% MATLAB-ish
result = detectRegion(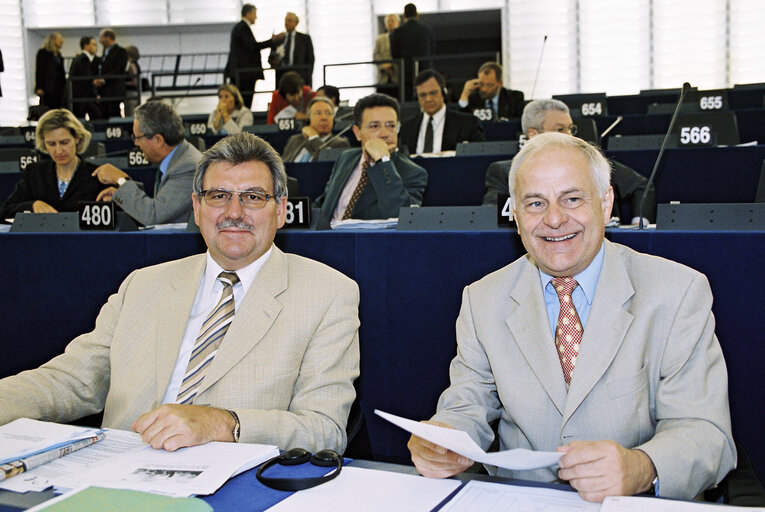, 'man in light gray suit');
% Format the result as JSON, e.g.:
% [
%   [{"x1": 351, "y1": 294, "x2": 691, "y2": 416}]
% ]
[
  {"x1": 408, "y1": 132, "x2": 735, "y2": 501},
  {"x1": 93, "y1": 101, "x2": 202, "y2": 225},
  {"x1": 0, "y1": 133, "x2": 360, "y2": 453},
  {"x1": 281, "y1": 96, "x2": 350, "y2": 163}
]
